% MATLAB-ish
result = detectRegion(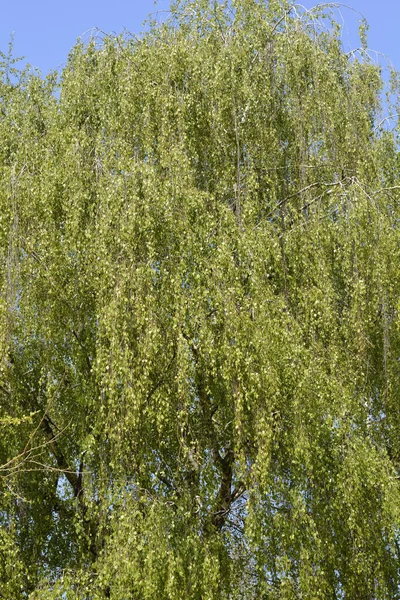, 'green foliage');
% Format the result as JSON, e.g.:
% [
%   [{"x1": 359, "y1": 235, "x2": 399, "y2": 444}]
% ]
[{"x1": 1, "y1": 1, "x2": 400, "y2": 597}]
